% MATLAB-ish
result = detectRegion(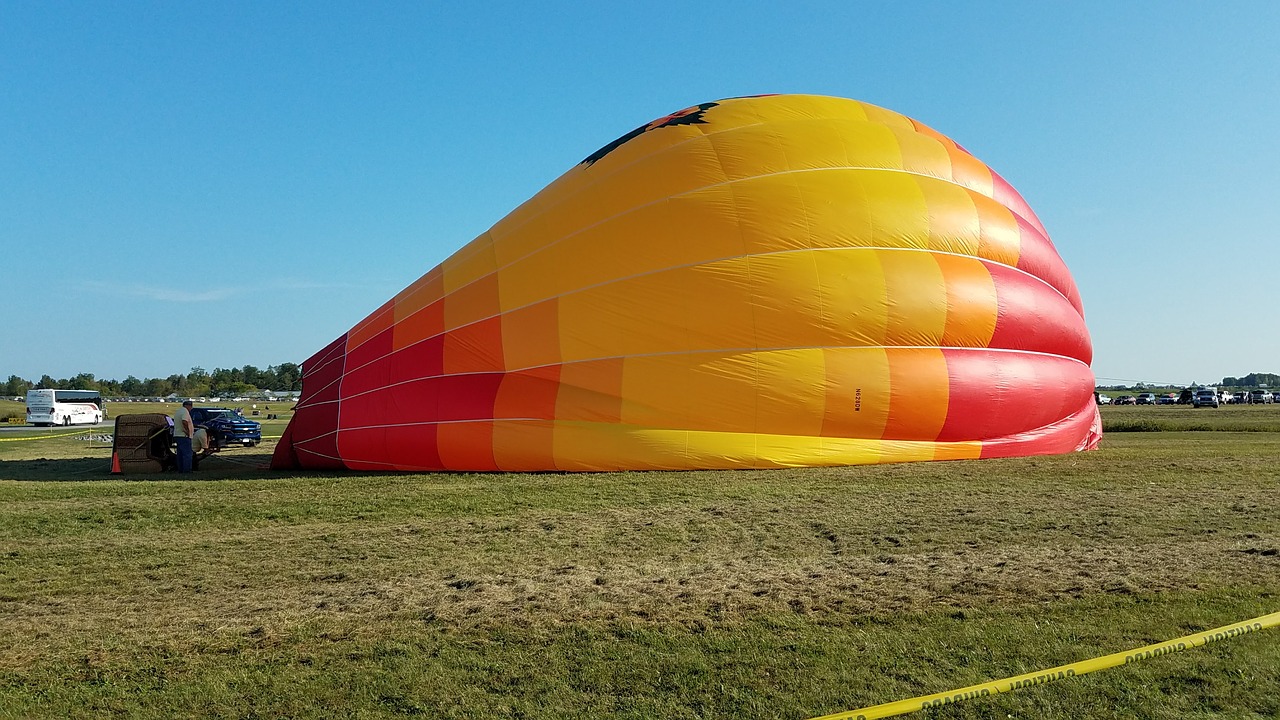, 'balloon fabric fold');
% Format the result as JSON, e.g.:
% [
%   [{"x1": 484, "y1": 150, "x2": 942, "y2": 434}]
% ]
[{"x1": 272, "y1": 94, "x2": 1100, "y2": 472}]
